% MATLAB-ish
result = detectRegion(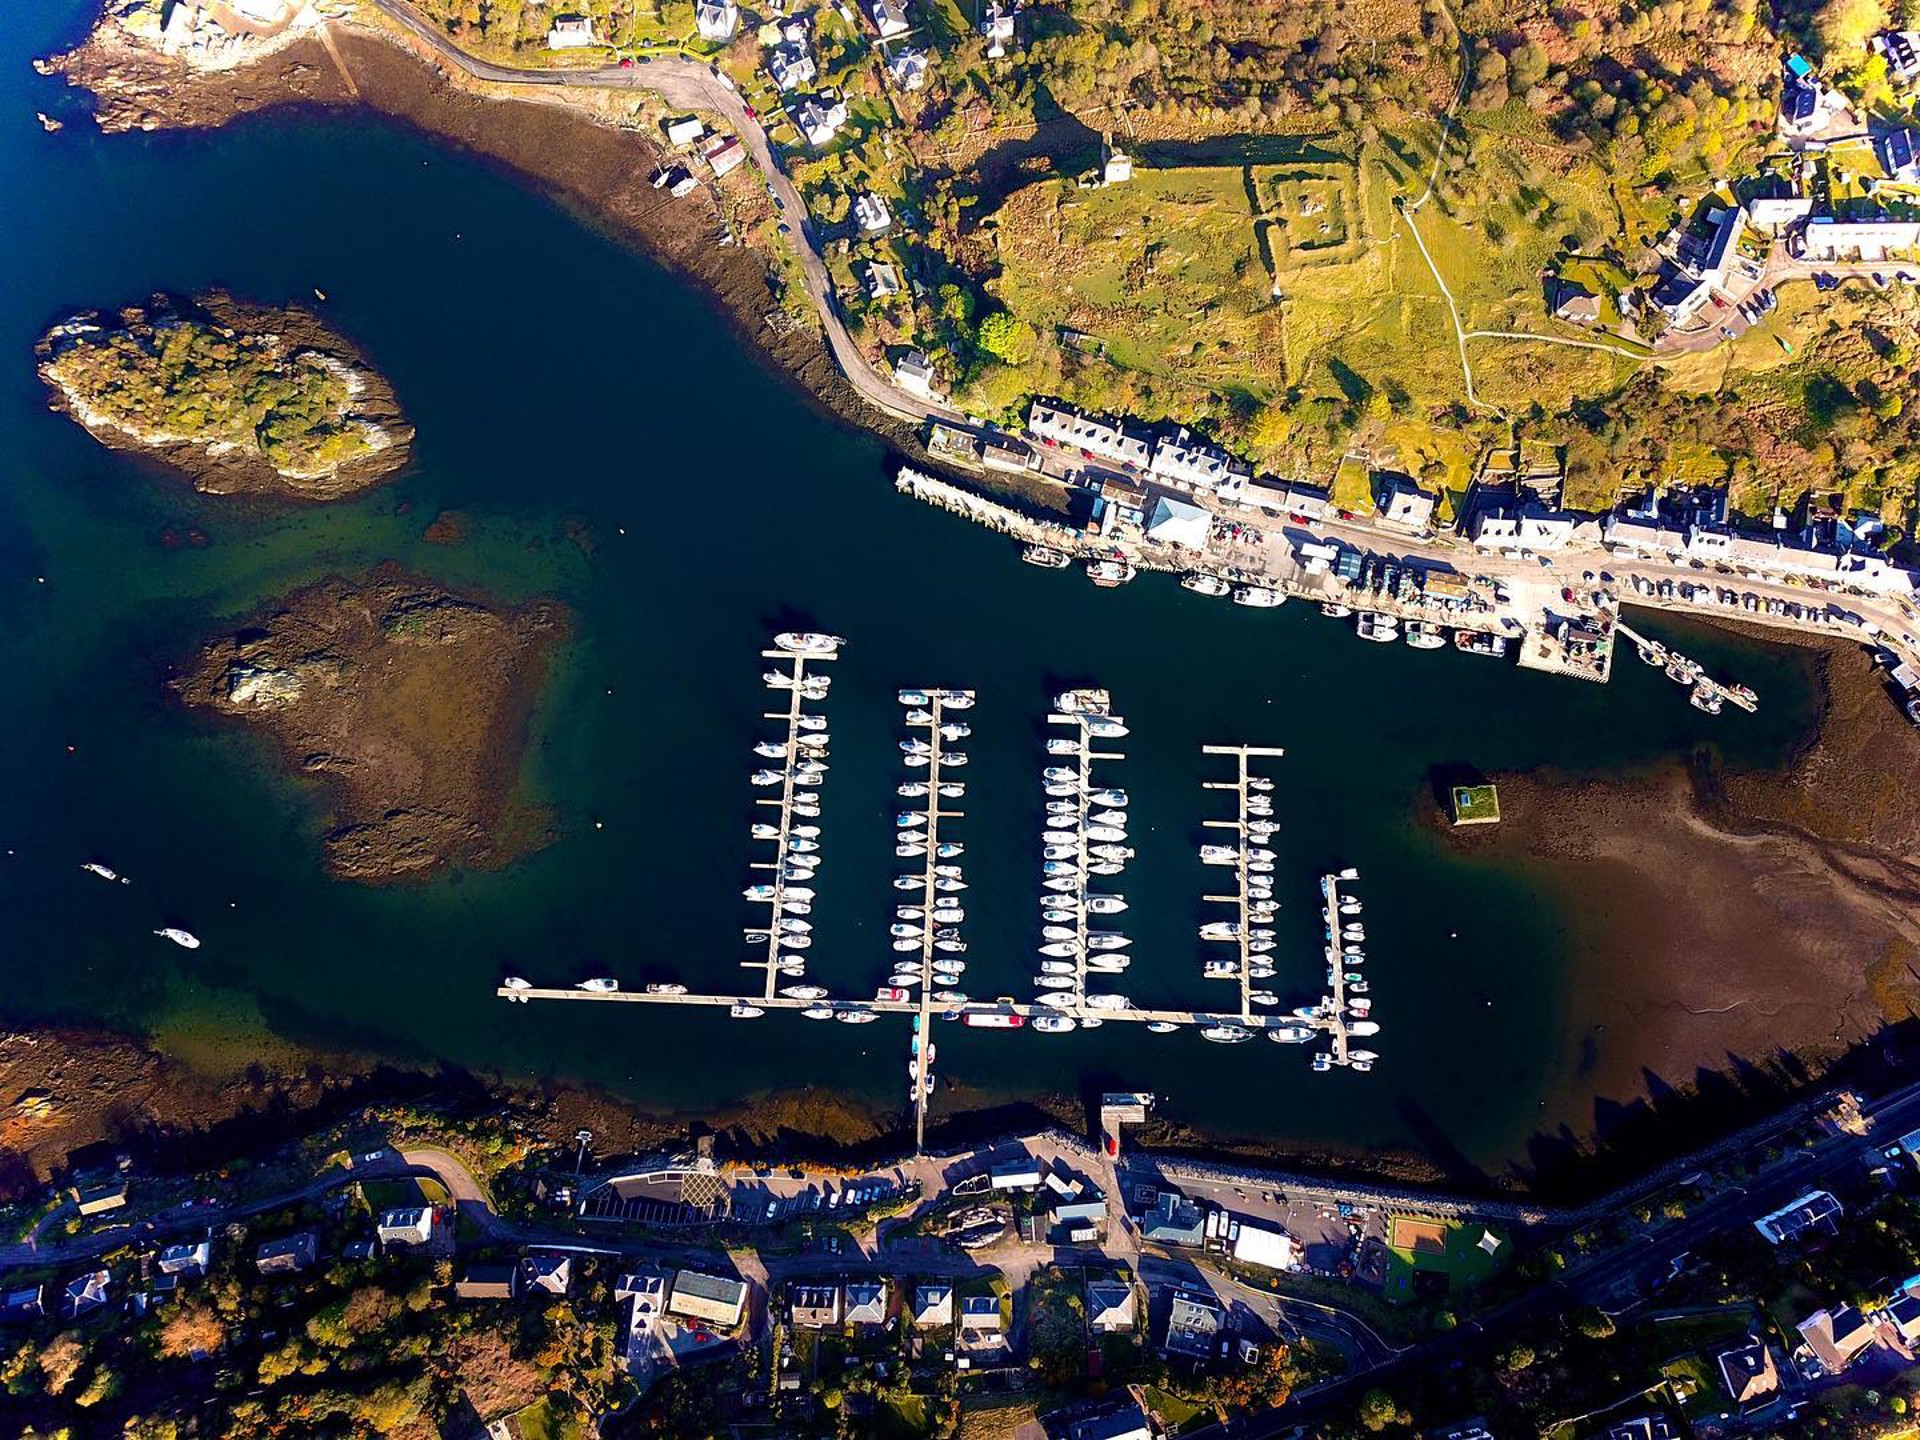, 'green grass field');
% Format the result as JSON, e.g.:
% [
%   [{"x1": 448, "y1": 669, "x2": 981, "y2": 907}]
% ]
[
  {"x1": 1450, "y1": 784, "x2": 1501, "y2": 825},
  {"x1": 1381, "y1": 1217, "x2": 1507, "y2": 1302}
]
